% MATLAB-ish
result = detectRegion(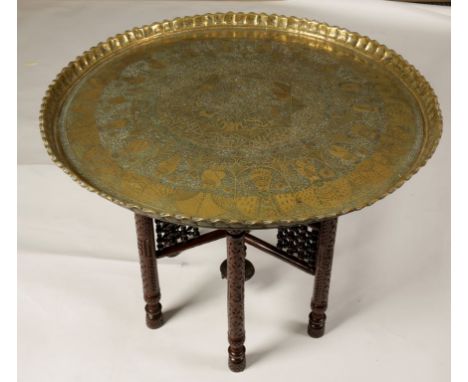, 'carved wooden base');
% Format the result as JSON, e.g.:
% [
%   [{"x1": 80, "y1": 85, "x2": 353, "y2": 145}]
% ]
[
  {"x1": 226, "y1": 230, "x2": 247, "y2": 372},
  {"x1": 135, "y1": 214, "x2": 164, "y2": 329},
  {"x1": 134, "y1": 214, "x2": 339, "y2": 371}
]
